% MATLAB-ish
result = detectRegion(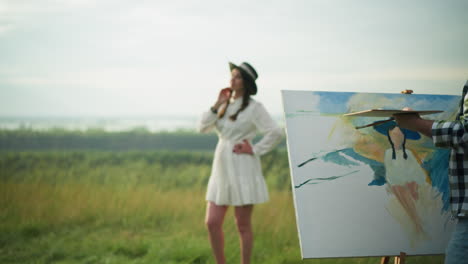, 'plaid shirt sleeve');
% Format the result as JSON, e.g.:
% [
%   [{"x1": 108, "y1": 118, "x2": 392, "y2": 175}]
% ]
[{"x1": 432, "y1": 120, "x2": 468, "y2": 153}]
